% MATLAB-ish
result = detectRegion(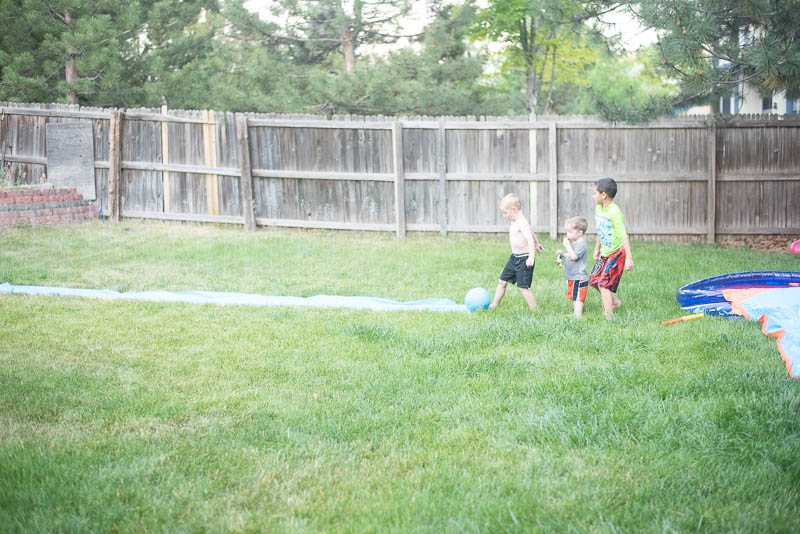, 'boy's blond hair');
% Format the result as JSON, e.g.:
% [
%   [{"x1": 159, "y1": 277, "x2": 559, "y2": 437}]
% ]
[
  {"x1": 566, "y1": 216, "x2": 588, "y2": 233},
  {"x1": 500, "y1": 193, "x2": 521, "y2": 211}
]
